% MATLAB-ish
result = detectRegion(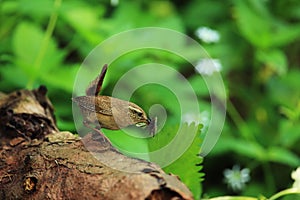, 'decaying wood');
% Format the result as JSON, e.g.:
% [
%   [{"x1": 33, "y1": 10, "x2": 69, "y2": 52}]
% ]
[{"x1": 0, "y1": 87, "x2": 193, "y2": 200}]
